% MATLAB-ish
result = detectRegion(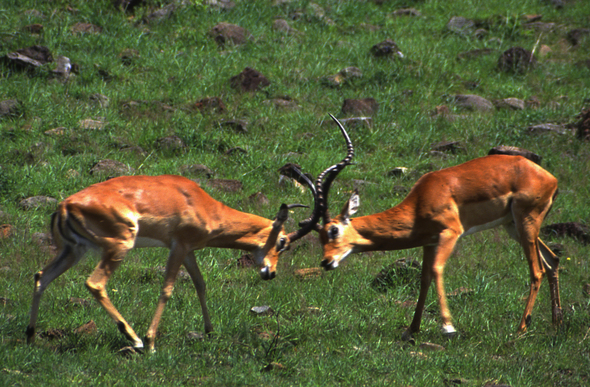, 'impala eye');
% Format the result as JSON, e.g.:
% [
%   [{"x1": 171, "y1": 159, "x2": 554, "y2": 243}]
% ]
[
  {"x1": 277, "y1": 237, "x2": 287, "y2": 251},
  {"x1": 328, "y1": 226, "x2": 339, "y2": 240}
]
